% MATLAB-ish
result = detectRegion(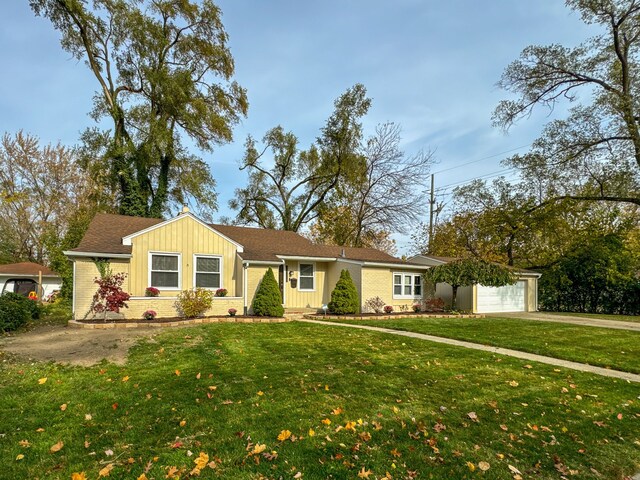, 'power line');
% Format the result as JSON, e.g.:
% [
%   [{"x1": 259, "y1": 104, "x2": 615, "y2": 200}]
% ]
[
  {"x1": 432, "y1": 144, "x2": 531, "y2": 175},
  {"x1": 435, "y1": 167, "x2": 519, "y2": 192}
]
